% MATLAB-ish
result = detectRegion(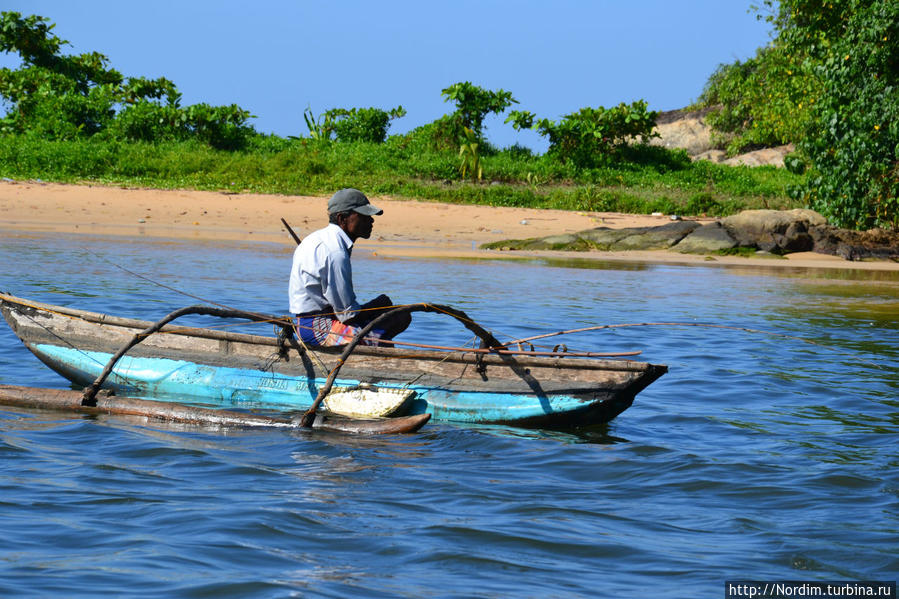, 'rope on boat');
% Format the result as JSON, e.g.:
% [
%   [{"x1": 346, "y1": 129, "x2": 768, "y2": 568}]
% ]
[{"x1": 81, "y1": 305, "x2": 292, "y2": 406}]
